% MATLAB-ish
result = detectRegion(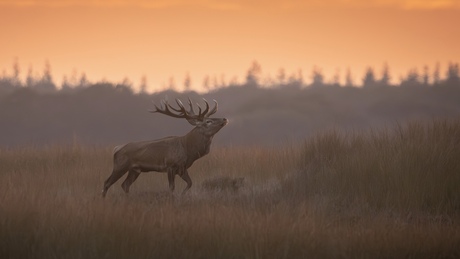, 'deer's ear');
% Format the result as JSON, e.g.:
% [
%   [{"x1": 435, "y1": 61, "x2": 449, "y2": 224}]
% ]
[{"x1": 186, "y1": 118, "x2": 202, "y2": 126}]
